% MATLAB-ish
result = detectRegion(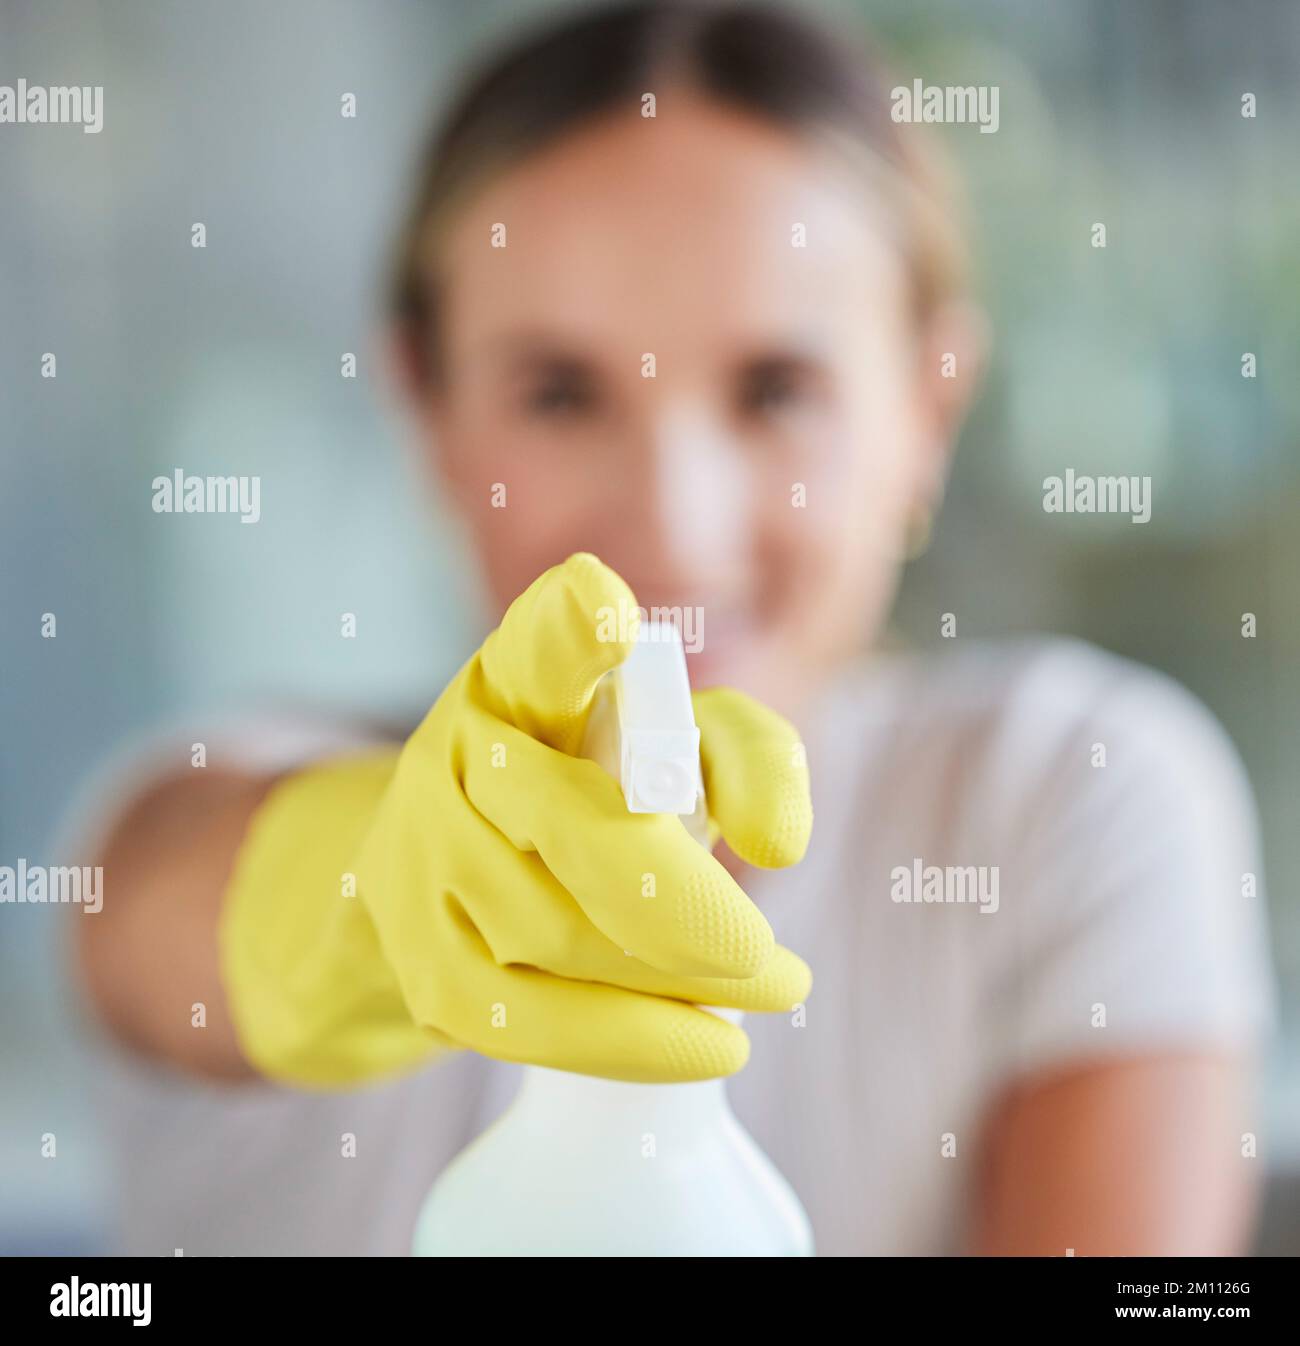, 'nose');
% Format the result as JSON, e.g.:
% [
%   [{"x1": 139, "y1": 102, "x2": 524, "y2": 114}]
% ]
[{"x1": 624, "y1": 401, "x2": 753, "y2": 597}]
